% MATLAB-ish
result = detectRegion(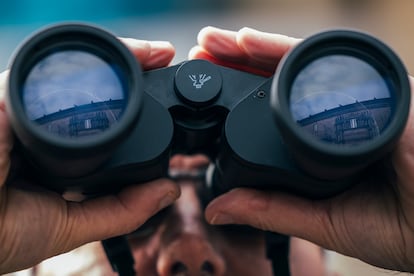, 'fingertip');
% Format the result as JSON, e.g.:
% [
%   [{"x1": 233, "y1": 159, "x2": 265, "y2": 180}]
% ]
[
  {"x1": 236, "y1": 27, "x2": 269, "y2": 51},
  {"x1": 155, "y1": 179, "x2": 181, "y2": 210},
  {"x1": 238, "y1": 27, "x2": 301, "y2": 47},
  {"x1": 204, "y1": 188, "x2": 242, "y2": 224},
  {"x1": 142, "y1": 40, "x2": 176, "y2": 70},
  {"x1": 237, "y1": 26, "x2": 263, "y2": 38},
  {"x1": 197, "y1": 26, "x2": 213, "y2": 45},
  {"x1": 197, "y1": 26, "x2": 230, "y2": 46},
  {"x1": 188, "y1": 46, "x2": 220, "y2": 64},
  {"x1": 148, "y1": 40, "x2": 175, "y2": 54},
  {"x1": 118, "y1": 178, "x2": 180, "y2": 213},
  {"x1": 119, "y1": 37, "x2": 151, "y2": 63},
  {"x1": 236, "y1": 27, "x2": 265, "y2": 60},
  {"x1": 188, "y1": 45, "x2": 204, "y2": 60},
  {"x1": 236, "y1": 27, "x2": 301, "y2": 62},
  {"x1": 196, "y1": 26, "x2": 241, "y2": 59},
  {"x1": 119, "y1": 38, "x2": 175, "y2": 70}
]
